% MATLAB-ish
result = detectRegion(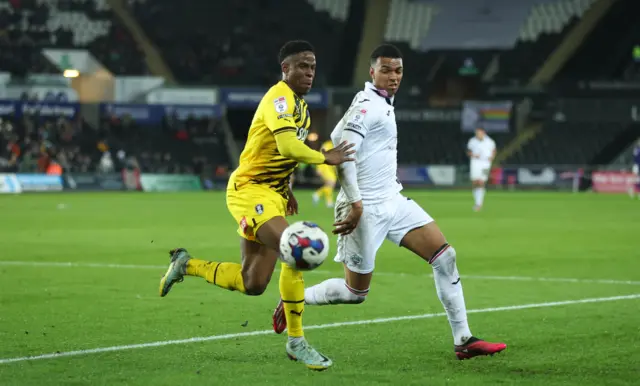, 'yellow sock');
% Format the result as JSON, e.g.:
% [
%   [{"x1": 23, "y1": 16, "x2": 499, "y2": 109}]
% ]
[
  {"x1": 314, "y1": 187, "x2": 325, "y2": 199},
  {"x1": 323, "y1": 186, "x2": 334, "y2": 205},
  {"x1": 186, "y1": 259, "x2": 246, "y2": 293},
  {"x1": 279, "y1": 262, "x2": 305, "y2": 337}
]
